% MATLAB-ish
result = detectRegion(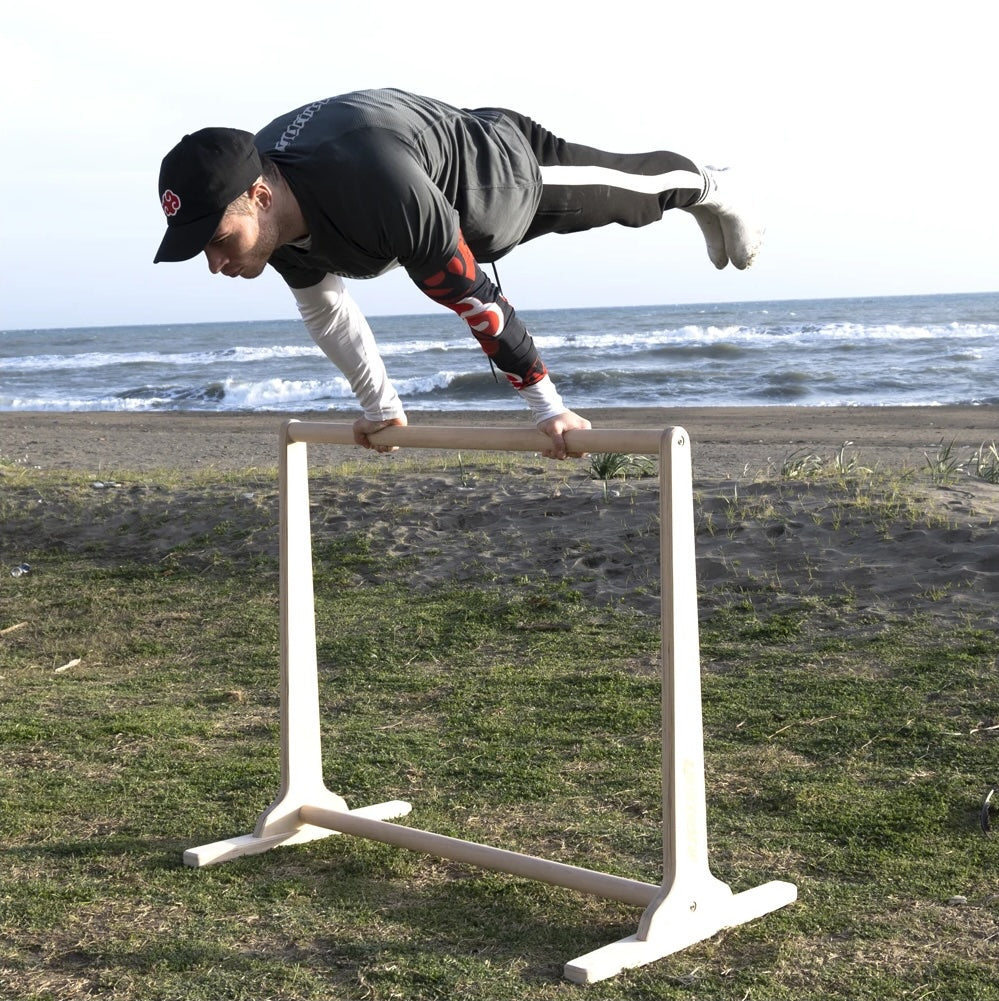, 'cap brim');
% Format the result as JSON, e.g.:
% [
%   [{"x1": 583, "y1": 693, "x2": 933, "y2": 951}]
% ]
[{"x1": 153, "y1": 208, "x2": 225, "y2": 264}]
